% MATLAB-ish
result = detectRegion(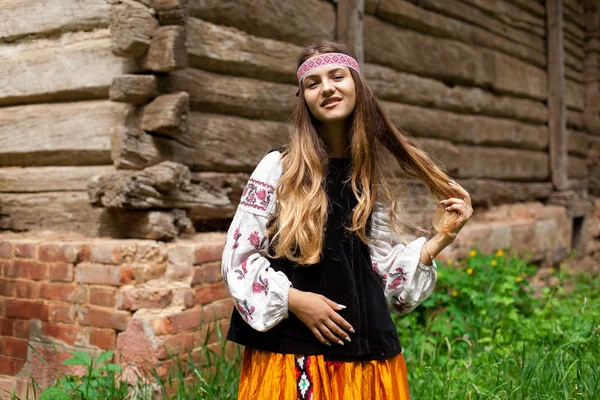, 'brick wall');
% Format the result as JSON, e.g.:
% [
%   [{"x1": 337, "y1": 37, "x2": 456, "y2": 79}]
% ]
[{"x1": 0, "y1": 233, "x2": 233, "y2": 398}]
